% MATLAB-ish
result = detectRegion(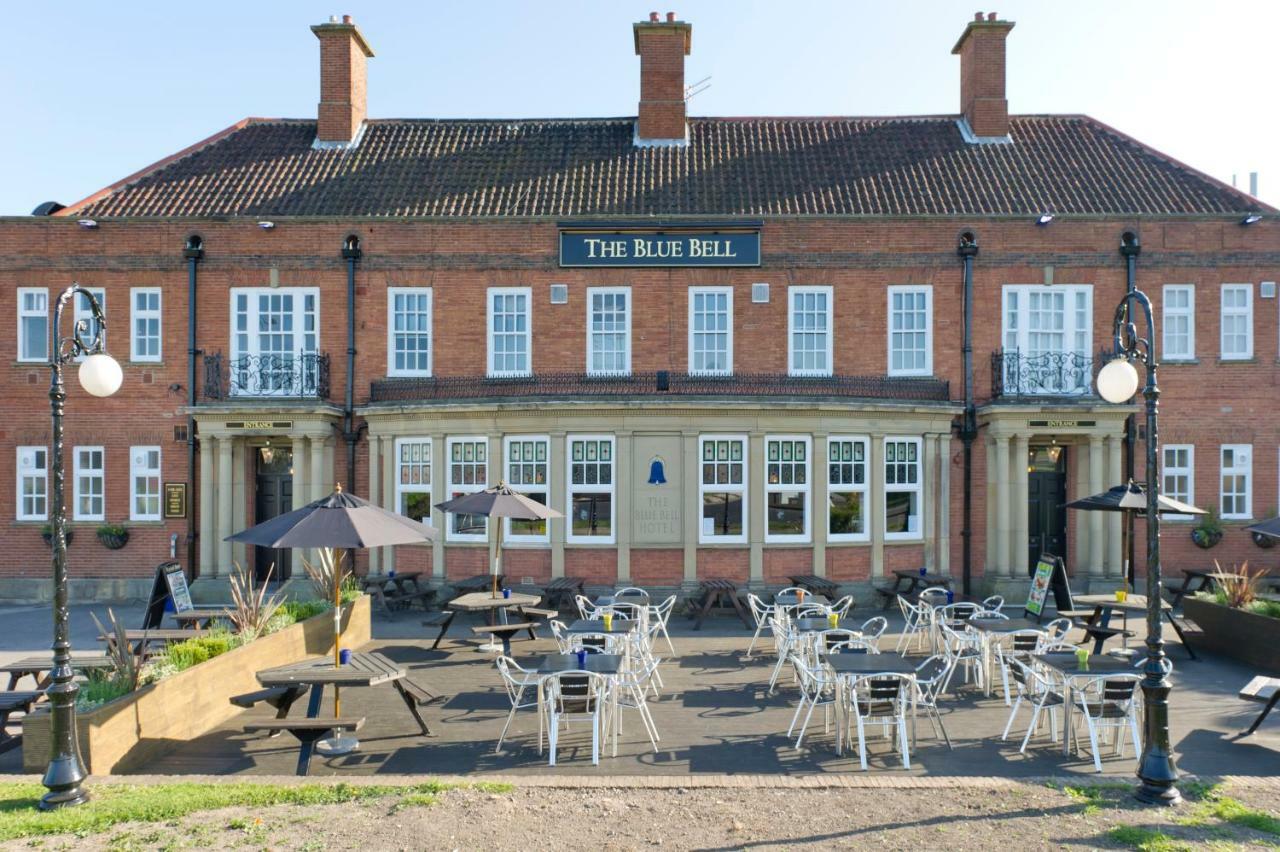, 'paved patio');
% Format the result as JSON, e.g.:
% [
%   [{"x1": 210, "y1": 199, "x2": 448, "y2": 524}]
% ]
[{"x1": 5, "y1": 601, "x2": 1271, "y2": 779}]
